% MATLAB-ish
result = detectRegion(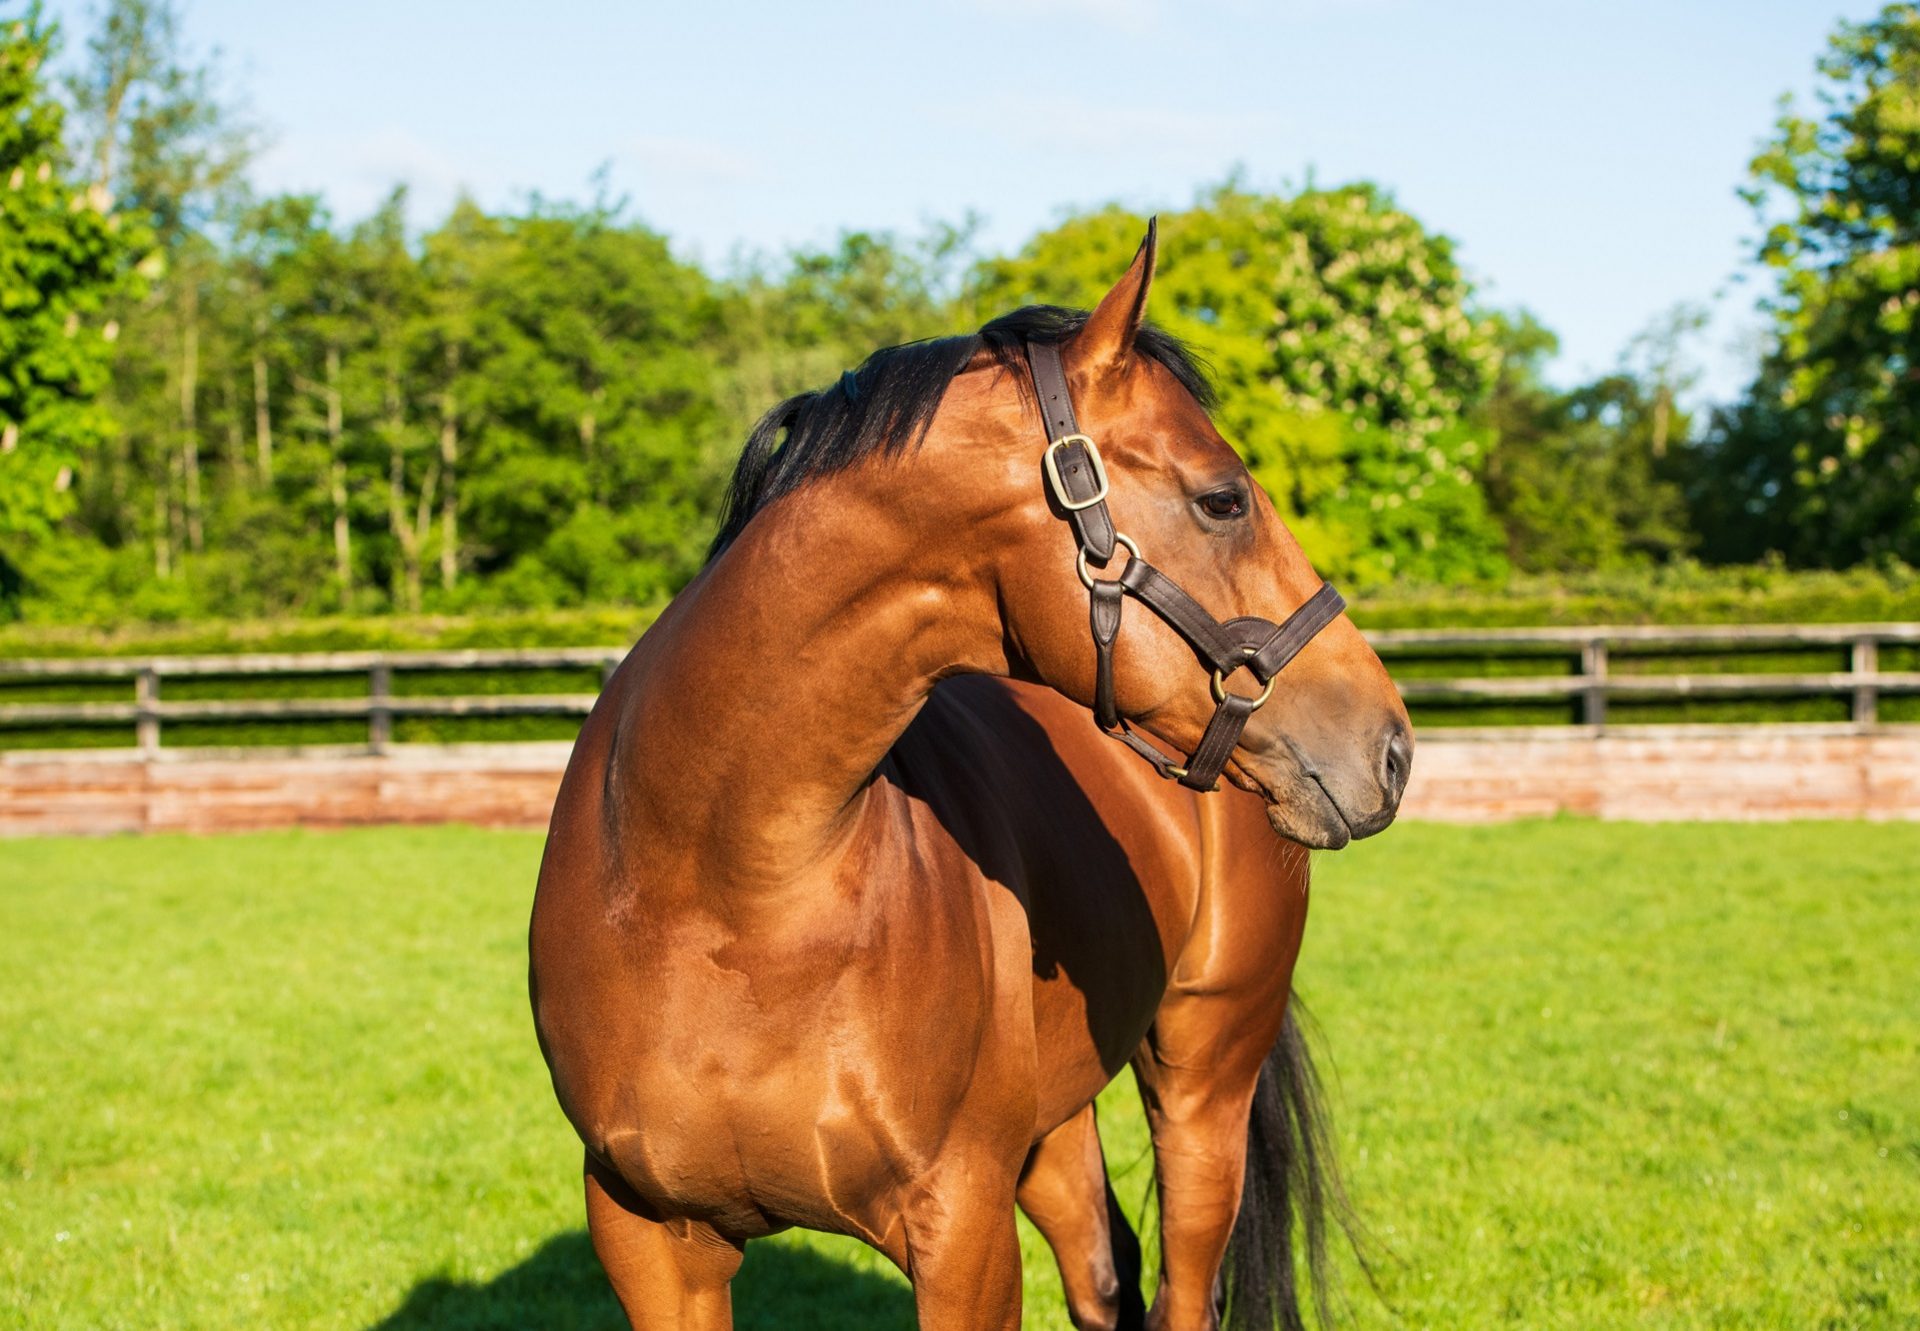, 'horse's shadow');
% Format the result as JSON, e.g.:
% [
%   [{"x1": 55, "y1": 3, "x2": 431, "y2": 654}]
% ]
[{"x1": 366, "y1": 1230, "x2": 915, "y2": 1330}]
